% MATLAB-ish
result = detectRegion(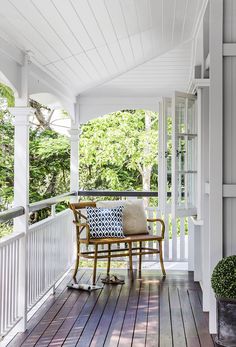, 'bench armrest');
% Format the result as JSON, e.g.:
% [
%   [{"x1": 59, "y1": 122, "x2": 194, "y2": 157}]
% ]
[{"x1": 147, "y1": 218, "x2": 165, "y2": 239}]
